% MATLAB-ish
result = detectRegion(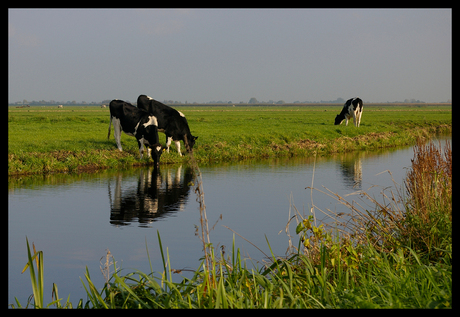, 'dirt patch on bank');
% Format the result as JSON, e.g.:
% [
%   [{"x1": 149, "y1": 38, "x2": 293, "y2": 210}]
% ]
[{"x1": 270, "y1": 139, "x2": 326, "y2": 152}]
